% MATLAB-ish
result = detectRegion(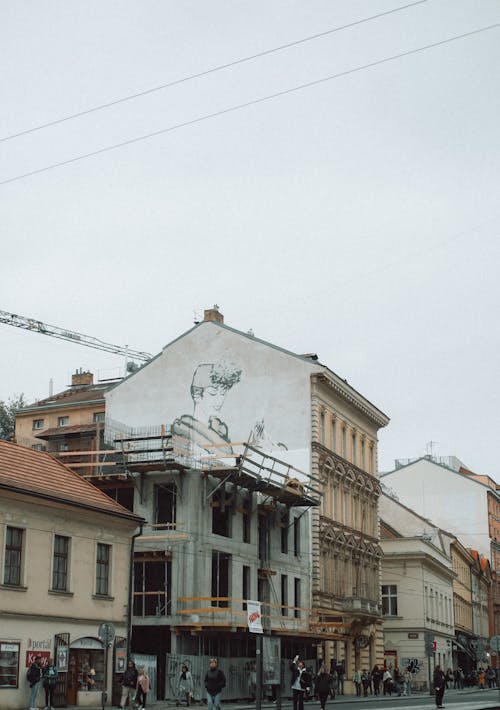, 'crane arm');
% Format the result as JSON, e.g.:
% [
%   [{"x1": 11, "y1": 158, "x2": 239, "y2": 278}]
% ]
[{"x1": 0, "y1": 309, "x2": 151, "y2": 362}]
